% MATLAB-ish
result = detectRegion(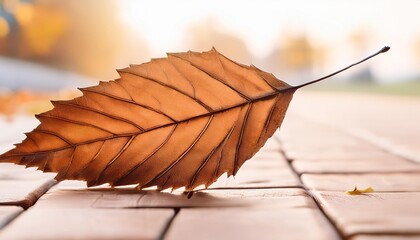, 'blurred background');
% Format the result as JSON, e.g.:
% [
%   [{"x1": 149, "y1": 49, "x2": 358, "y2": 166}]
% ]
[{"x1": 0, "y1": 0, "x2": 419, "y2": 116}]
